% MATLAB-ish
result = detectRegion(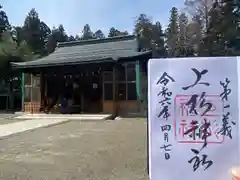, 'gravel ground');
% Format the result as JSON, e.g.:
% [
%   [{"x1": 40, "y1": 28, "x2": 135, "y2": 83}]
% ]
[{"x1": 0, "y1": 118, "x2": 148, "y2": 180}]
